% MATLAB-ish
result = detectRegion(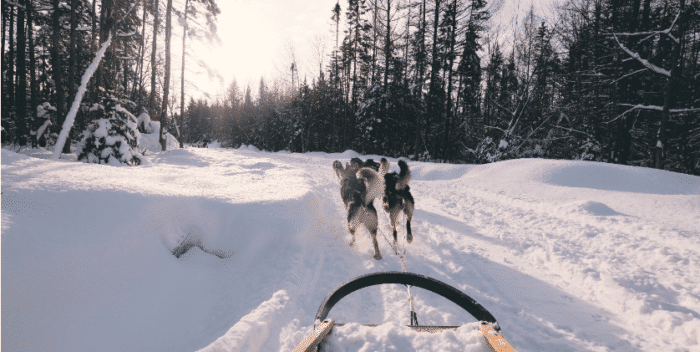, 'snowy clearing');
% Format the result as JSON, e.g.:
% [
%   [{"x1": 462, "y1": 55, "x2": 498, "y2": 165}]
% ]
[{"x1": 2, "y1": 146, "x2": 699, "y2": 351}]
